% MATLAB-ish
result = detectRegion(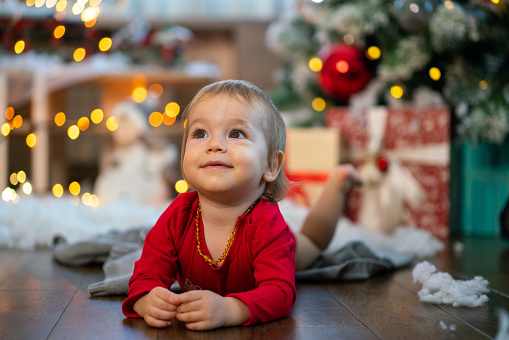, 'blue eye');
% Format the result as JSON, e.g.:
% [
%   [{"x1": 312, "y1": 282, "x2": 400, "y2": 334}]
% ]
[{"x1": 229, "y1": 130, "x2": 245, "y2": 139}]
